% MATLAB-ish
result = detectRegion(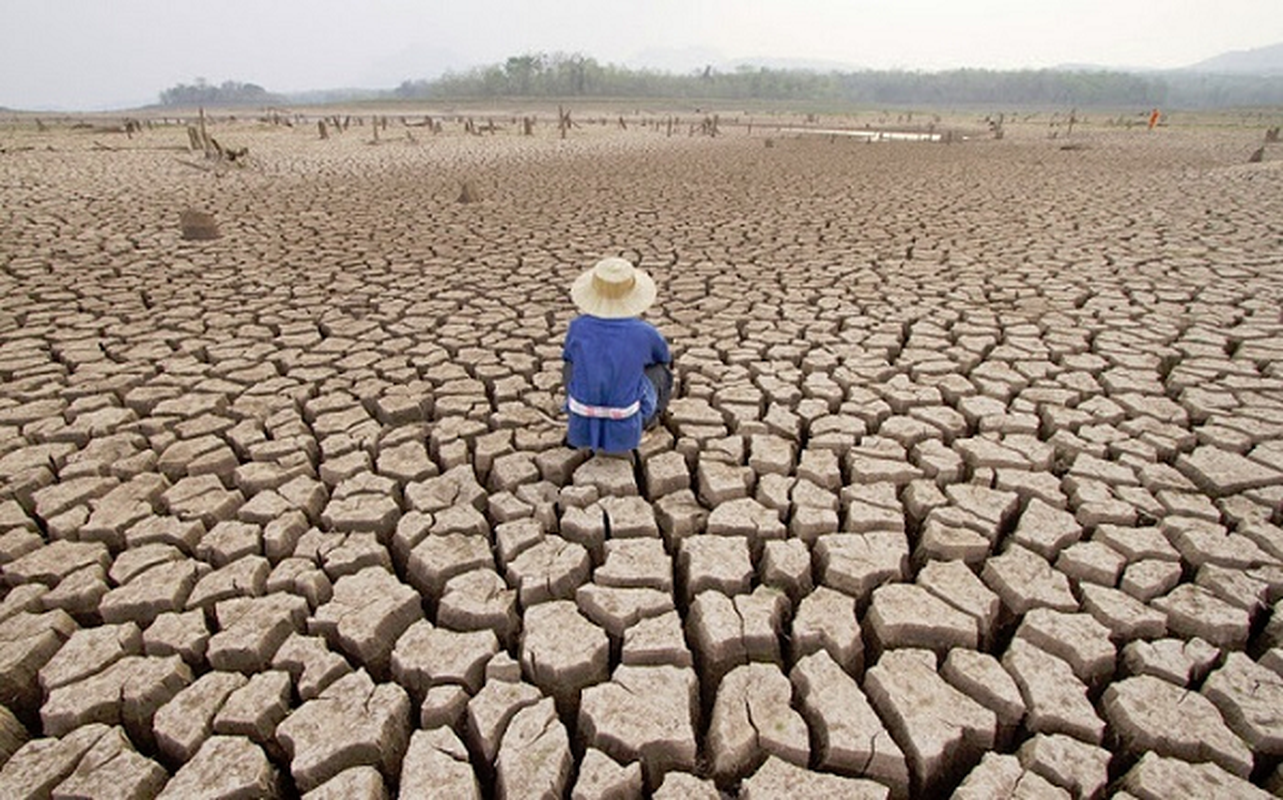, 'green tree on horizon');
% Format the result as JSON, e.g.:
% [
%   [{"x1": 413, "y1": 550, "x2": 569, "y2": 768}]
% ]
[{"x1": 158, "y1": 78, "x2": 281, "y2": 107}]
